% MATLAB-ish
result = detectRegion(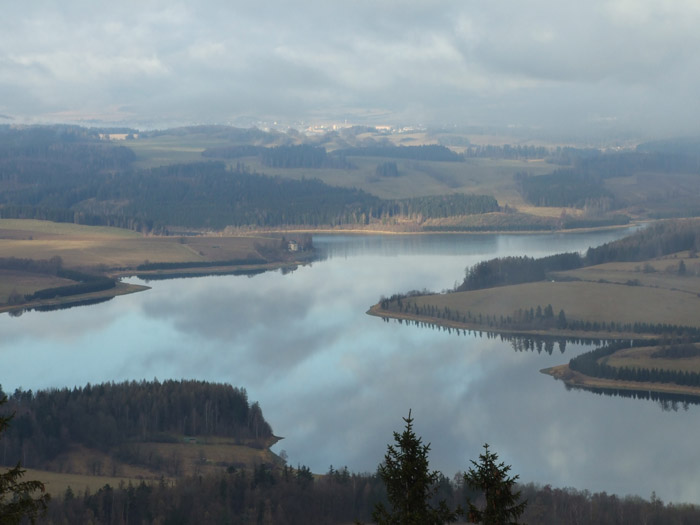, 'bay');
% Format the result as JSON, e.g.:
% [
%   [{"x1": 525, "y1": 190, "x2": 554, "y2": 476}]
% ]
[{"x1": 2, "y1": 227, "x2": 698, "y2": 503}]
